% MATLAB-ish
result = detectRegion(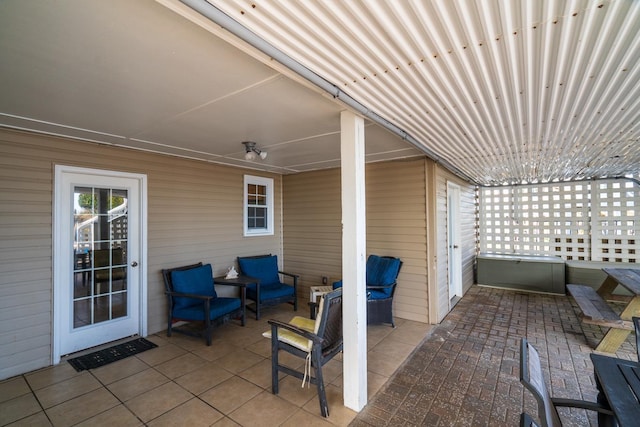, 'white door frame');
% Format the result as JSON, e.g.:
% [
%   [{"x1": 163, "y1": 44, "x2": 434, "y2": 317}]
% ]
[
  {"x1": 447, "y1": 181, "x2": 462, "y2": 307},
  {"x1": 52, "y1": 165, "x2": 147, "y2": 364}
]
